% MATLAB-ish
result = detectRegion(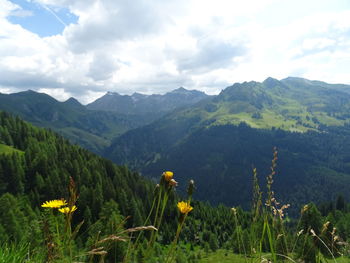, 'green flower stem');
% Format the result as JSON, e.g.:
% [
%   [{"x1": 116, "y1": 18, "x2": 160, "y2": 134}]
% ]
[
  {"x1": 148, "y1": 187, "x2": 163, "y2": 248},
  {"x1": 143, "y1": 191, "x2": 157, "y2": 226},
  {"x1": 66, "y1": 213, "x2": 73, "y2": 260},
  {"x1": 124, "y1": 189, "x2": 158, "y2": 262},
  {"x1": 52, "y1": 210, "x2": 60, "y2": 240},
  {"x1": 165, "y1": 214, "x2": 186, "y2": 263},
  {"x1": 150, "y1": 189, "x2": 169, "y2": 249},
  {"x1": 156, "y1": 190, "x2": 169, "y2": 230},
  {"x1": 291, "y1": 216, "x2": 303, "y2": 254},
  {"x1": 166, "y1": 196, "x2": 193, "y2": 263},
  {"x1": 145, "y1": 186, "x2": 167, "y2": 260}
]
